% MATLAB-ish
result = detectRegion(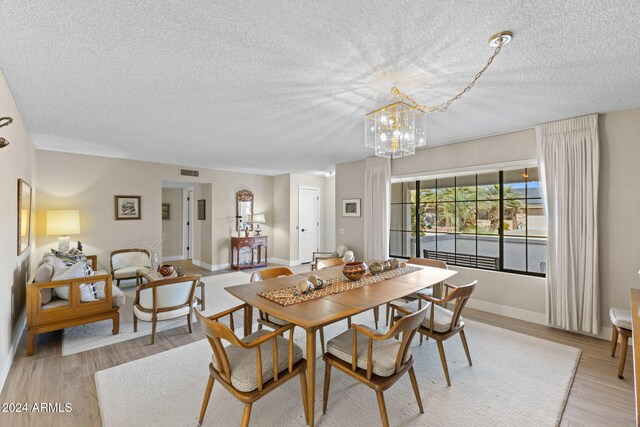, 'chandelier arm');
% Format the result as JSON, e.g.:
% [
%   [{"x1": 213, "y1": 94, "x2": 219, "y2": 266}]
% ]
[{"x1": 392, "y1": 40, "x2": 505, "y2": 113}]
